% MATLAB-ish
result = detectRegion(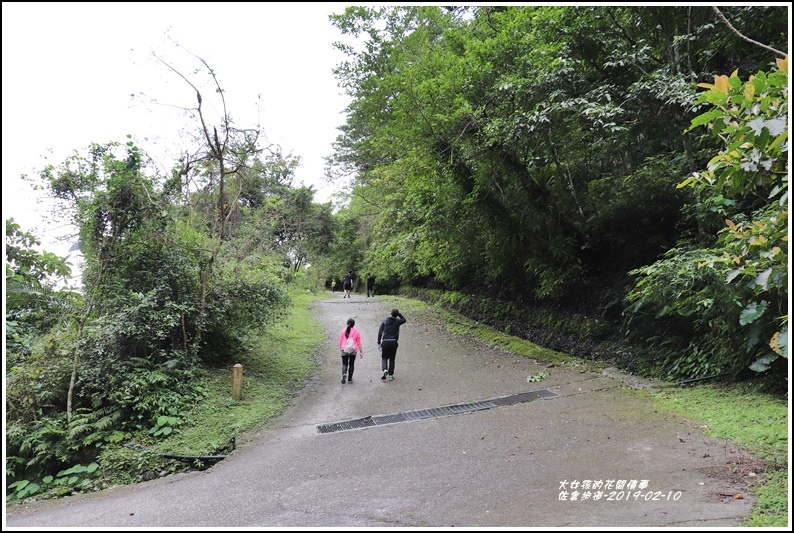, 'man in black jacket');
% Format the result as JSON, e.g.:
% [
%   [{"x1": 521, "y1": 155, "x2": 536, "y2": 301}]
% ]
[
  {"x1": 342, "y1": 270, "x2": 354, "y2": 298},
  {"x1": 377, "y1": 309, "x2": 406, "y2": 381},
  {"x1": 366, "y1": 273, "x2": 375, "y2": 297}
]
